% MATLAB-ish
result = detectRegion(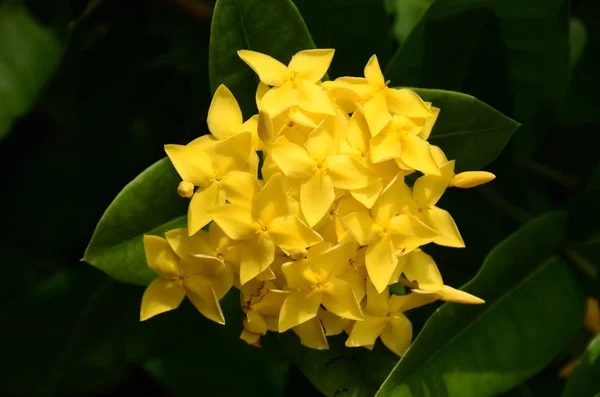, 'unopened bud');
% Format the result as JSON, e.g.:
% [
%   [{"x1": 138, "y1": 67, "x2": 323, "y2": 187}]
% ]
[
  {"x1": 439, "y1": 285, "x2": 484, "y2": 304},
  {"x1": 451, "y1": 171, "x2": 495, "y2": 188},
  {"x1": 177, "y1": 181, "x2": 195, "y2": 198}
]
